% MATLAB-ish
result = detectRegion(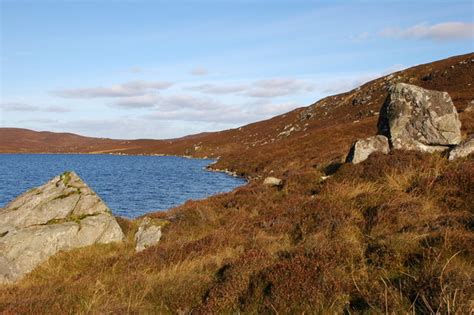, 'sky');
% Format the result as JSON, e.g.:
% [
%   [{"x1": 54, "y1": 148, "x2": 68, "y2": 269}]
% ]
[{"x1": 1, "y1": 0, "x2": 473, "y2": 140}]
